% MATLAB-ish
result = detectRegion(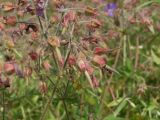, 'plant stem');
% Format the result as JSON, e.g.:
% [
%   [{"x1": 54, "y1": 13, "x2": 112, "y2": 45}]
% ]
[
  {"x1": 99, "y1": 38, "x2": 123, "y2": 117},
  {"x1": 31, "y1": 0, "x2": 47, "y2": 39},
  {"x1": 123, "y1": 35, "x2": 127, "y2": 66},
  {"x1": 62, "y1": 80, "x2": 70, "y2": 120},
  {"x1": 134, "y1": 36, "x2": 139, "y2": 70},
  {"x1": 62, "y1": 100, "x2": 70, "y2": 120},
  {"x1": 39, "y1": 79, "x2": 59, "y2": 120},
  {"x1": 2, "y1": 89, "x2": 5, "y2": 120}
]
